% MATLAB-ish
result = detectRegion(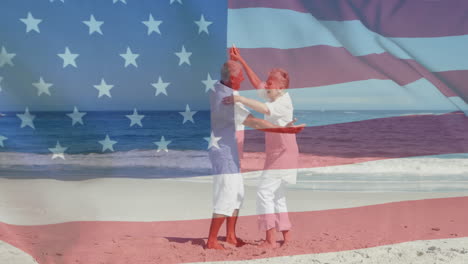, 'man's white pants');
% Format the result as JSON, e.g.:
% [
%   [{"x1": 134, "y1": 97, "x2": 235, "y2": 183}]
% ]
[
  {"x1": 256, "y1": 177, "x2": 291, "y2": 231},
  {"x1": 213, "y1": 173, "x2": 244, "y2": 216}
]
